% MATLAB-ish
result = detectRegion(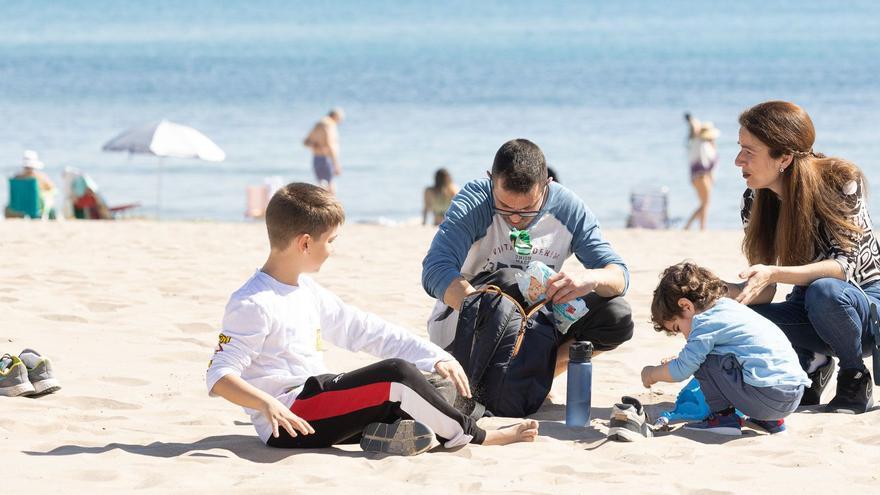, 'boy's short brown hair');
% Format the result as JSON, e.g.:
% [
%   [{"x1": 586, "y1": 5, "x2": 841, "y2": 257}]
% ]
[
  {"x1": 265, "y1": 183, "x2": 345, "y2": 250},
  {"x1": 650, "y1": 261, "x2": 727, "y2": 334}
]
